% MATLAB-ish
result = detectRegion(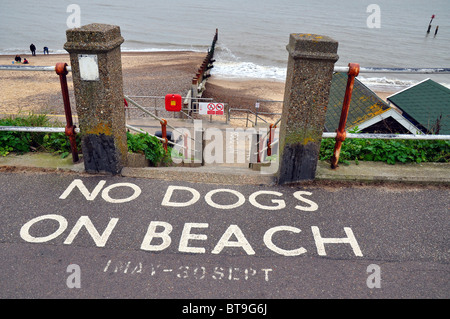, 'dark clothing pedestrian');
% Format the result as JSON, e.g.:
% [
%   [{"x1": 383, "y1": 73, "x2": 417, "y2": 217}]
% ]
[
  {"x1": 30, "y1": 44, "x2": 36, "y2": 56},
  {"x1": 15, "y1": 55, "x2": 22, "y2": 63},
  {"x1": 43, "y1": 47, "x2": 49, "y2": 54}
]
